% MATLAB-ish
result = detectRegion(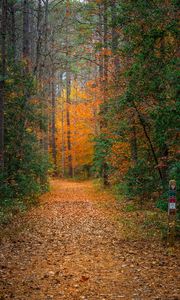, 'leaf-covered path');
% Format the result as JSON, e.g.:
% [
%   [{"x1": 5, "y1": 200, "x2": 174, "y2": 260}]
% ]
[{"x1": 0, "y1": 180, "x2": 180, "y2": 300}]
